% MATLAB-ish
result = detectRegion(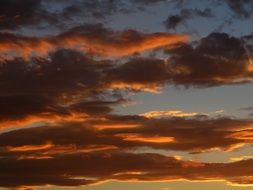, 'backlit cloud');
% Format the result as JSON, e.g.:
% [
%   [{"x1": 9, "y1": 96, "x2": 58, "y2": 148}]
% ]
[
  {"x1": 0, "y1": 24, "x2": 188, "y2": 59},
  {"x1": 1, "y1": 151, "x2": 253, "y2": 188},
  {"x1": 1, "y1": 116, "x2": 253, "y2": 154},
  {"x1": 1, "y1": 1, "x2": 253, "y2": 189}
]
